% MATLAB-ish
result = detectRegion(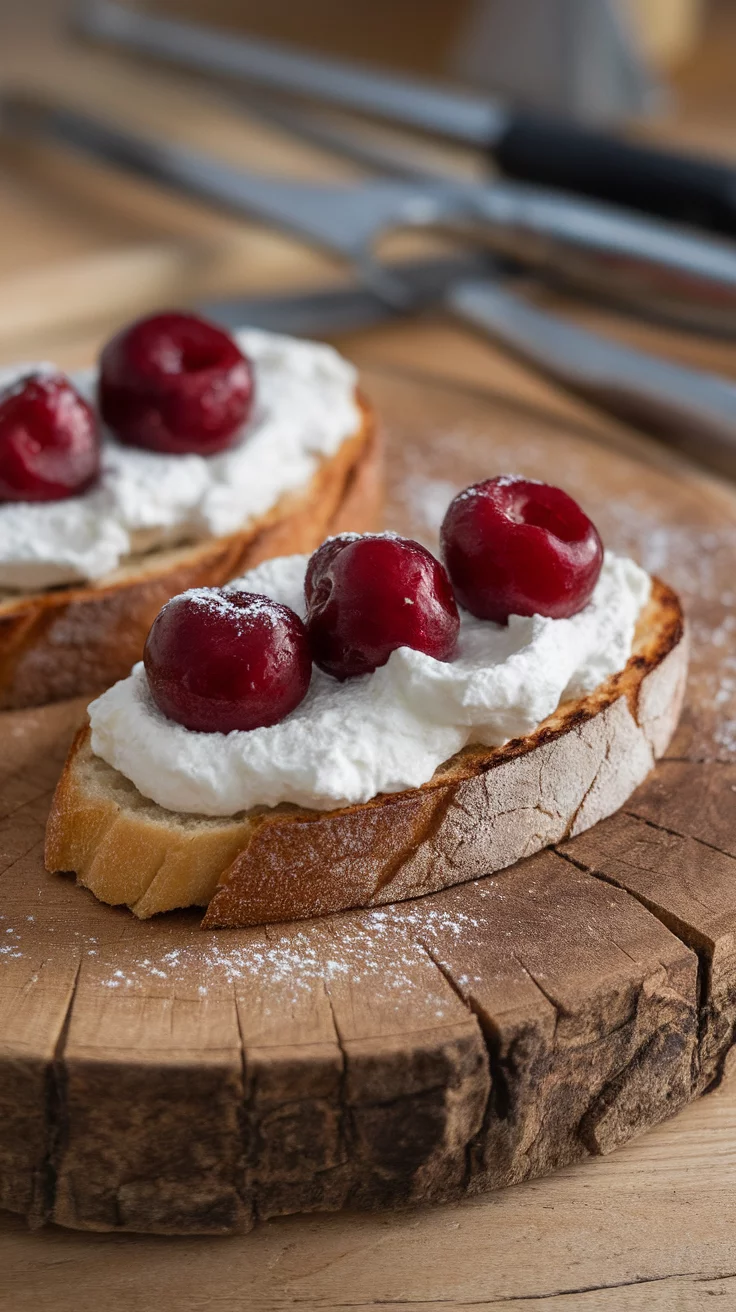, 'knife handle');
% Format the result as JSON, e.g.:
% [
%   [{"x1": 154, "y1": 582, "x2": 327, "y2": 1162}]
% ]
[{"x1": 493, "y1": 113, "x2": 736, "y2": 238}]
